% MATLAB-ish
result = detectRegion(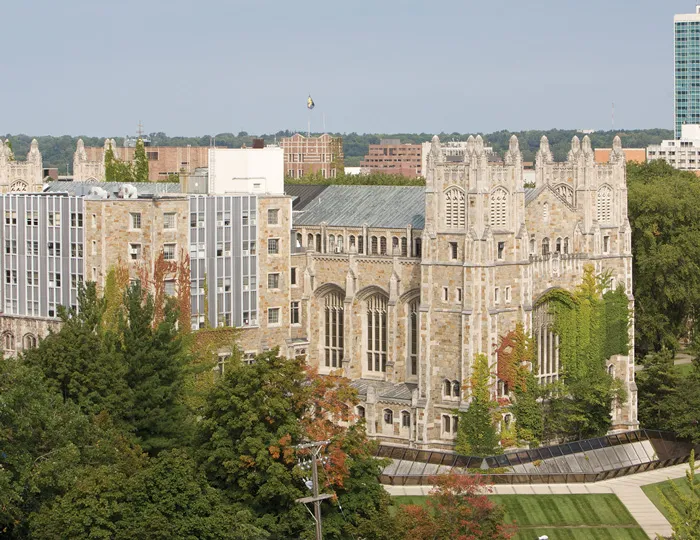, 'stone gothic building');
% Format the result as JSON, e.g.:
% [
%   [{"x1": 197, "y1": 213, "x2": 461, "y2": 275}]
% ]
[
  {"x1": 287, "y1": 134, "x2": 636, "y2": 449},
  {"x1": 0, "y1": 139, "x2": 44, "y2": 193},
  {"x1": 0, "y1": 134, "x2": 636, "y2": 451}
]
